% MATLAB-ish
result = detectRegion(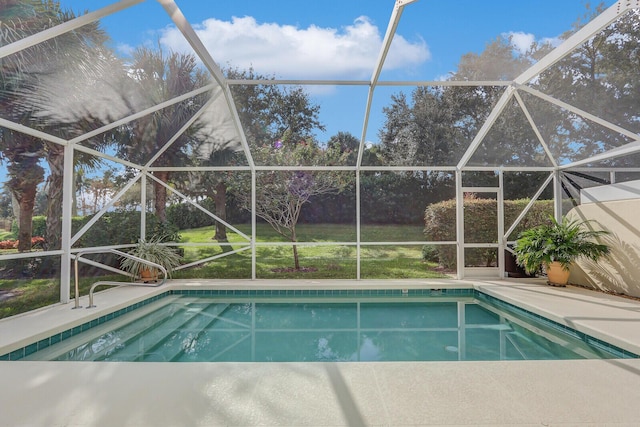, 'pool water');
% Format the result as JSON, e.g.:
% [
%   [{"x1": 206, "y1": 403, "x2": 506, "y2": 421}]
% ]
[{"x1": 22, "y1": 293, "x2": 630, "y2": 362}]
